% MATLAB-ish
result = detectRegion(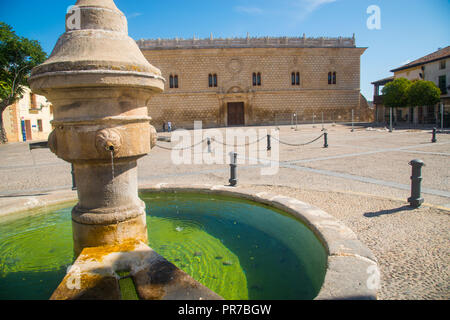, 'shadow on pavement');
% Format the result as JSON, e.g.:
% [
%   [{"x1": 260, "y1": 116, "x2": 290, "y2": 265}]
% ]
[{"x1": 364, "y1": 205, "x2": 416, "y2": 218}]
